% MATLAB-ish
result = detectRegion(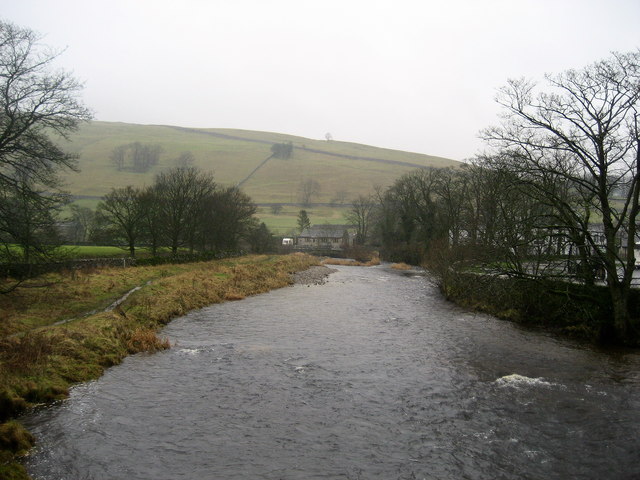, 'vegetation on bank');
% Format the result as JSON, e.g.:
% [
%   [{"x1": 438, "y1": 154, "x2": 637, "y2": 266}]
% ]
[
  {"x1": 0, "y1": 253, "x2": 319, "y2": 480},
  {"x1": 420, "y1": 242, "x2": 640, "y2": 347},
  {"x1": 369, "y1": 51, "x2": 640, "y2": 343},
  {"x1": 437, "y1": 271, "x2": 631, "y2": 343}
]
